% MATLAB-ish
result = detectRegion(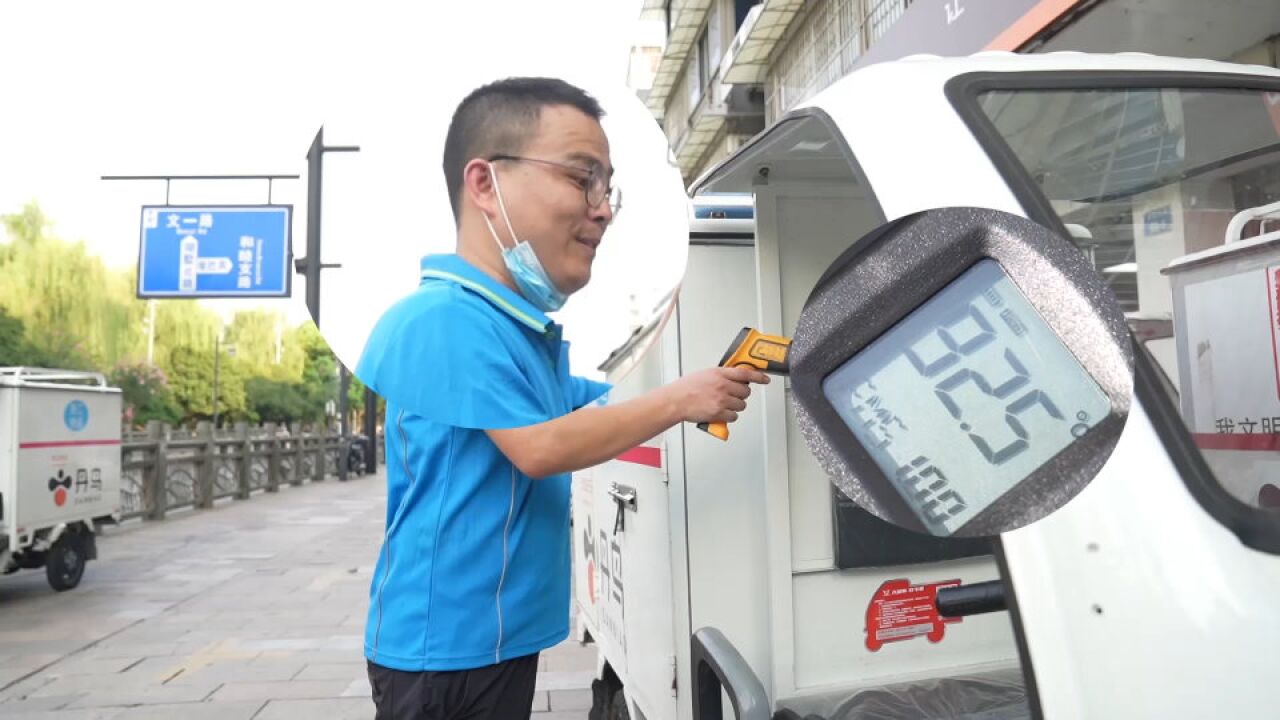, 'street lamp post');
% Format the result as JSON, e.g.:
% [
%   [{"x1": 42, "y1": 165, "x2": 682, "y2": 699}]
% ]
[{"x1": 297, "y1": 127, "x2": 360, "y2": 481}]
